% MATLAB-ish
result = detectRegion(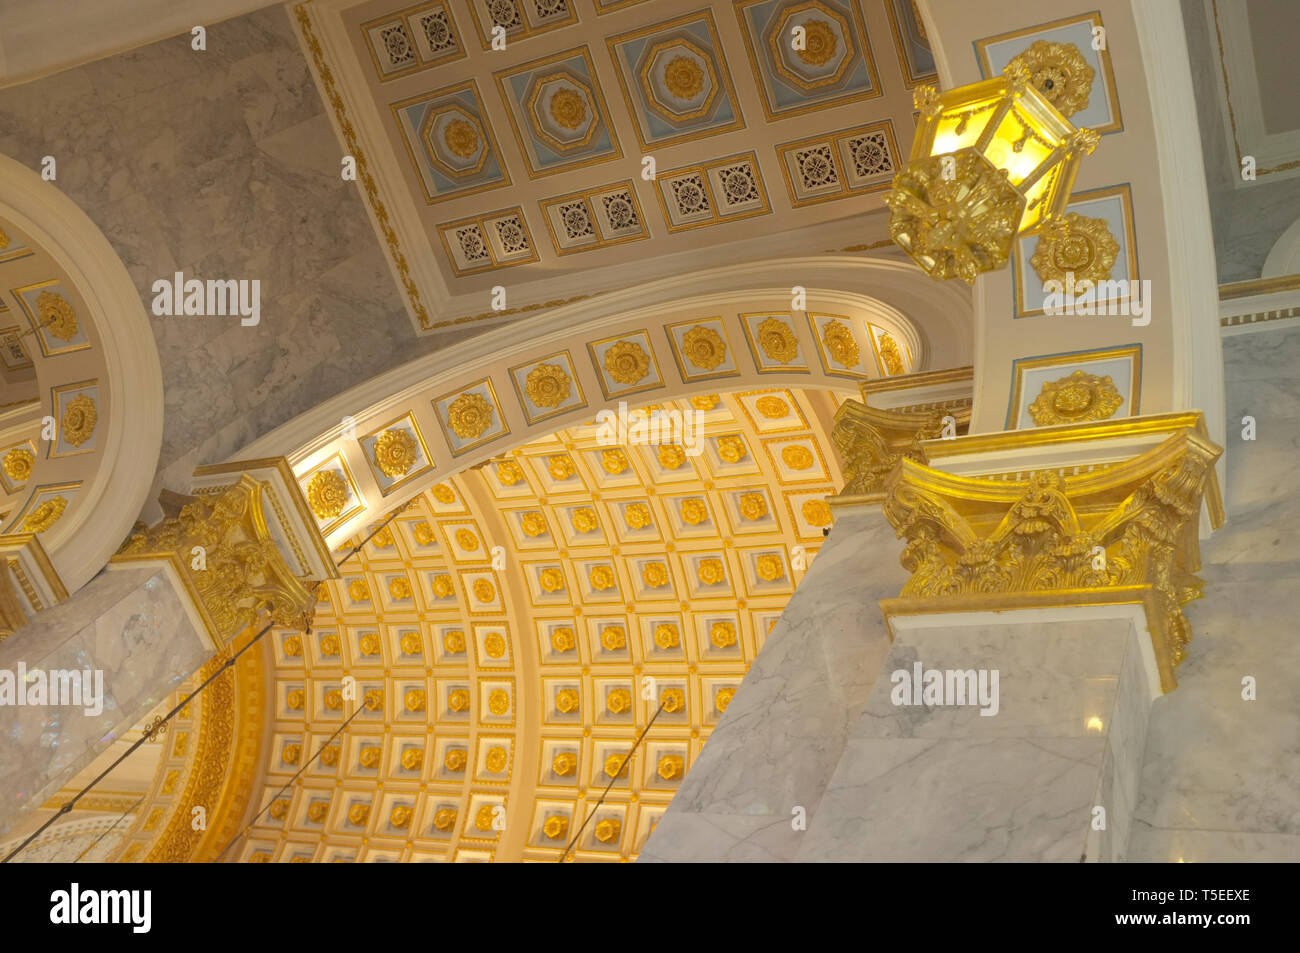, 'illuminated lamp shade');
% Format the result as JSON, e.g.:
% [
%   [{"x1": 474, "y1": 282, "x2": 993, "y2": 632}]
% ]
[{"x1": 883, "y1": 61, "x2": 1099, "y2": 284}]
